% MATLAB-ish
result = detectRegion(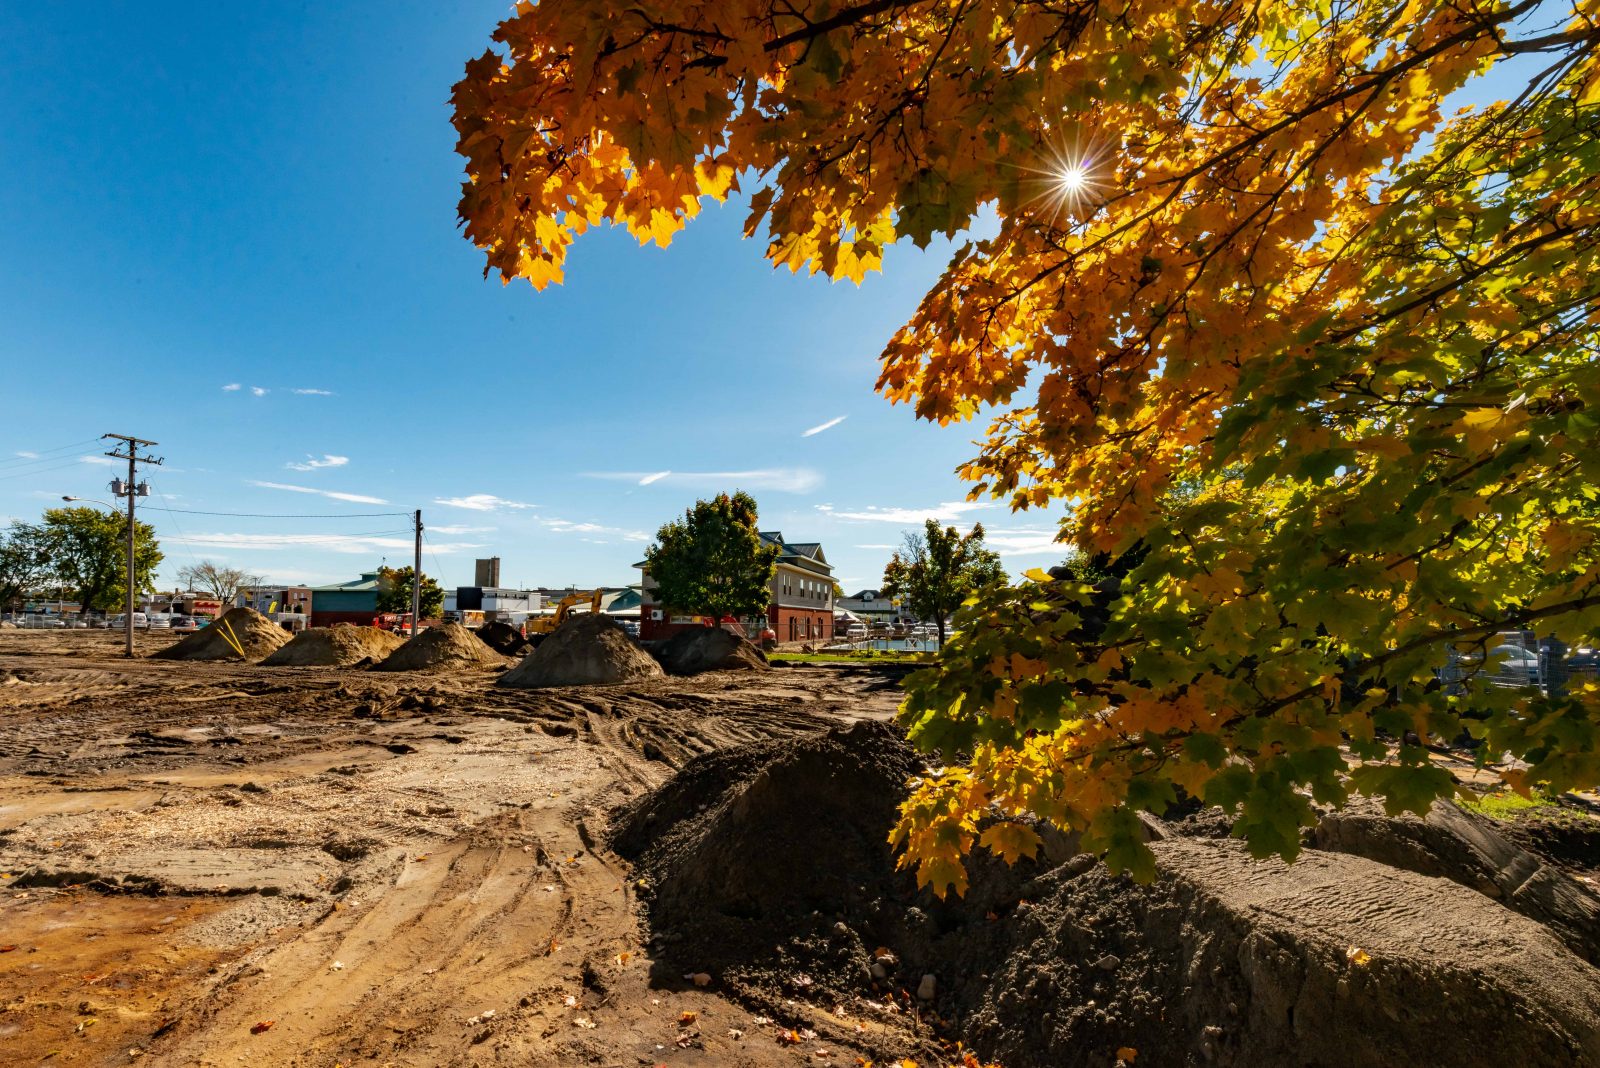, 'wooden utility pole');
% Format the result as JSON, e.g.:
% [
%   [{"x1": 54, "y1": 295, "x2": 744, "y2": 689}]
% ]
[
  {"x1": 412, "y1": 509, "x2": 422, "y2": 635},
  {"x1": 102, "y1": 434, "x2": 161, "y2": 659}
]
